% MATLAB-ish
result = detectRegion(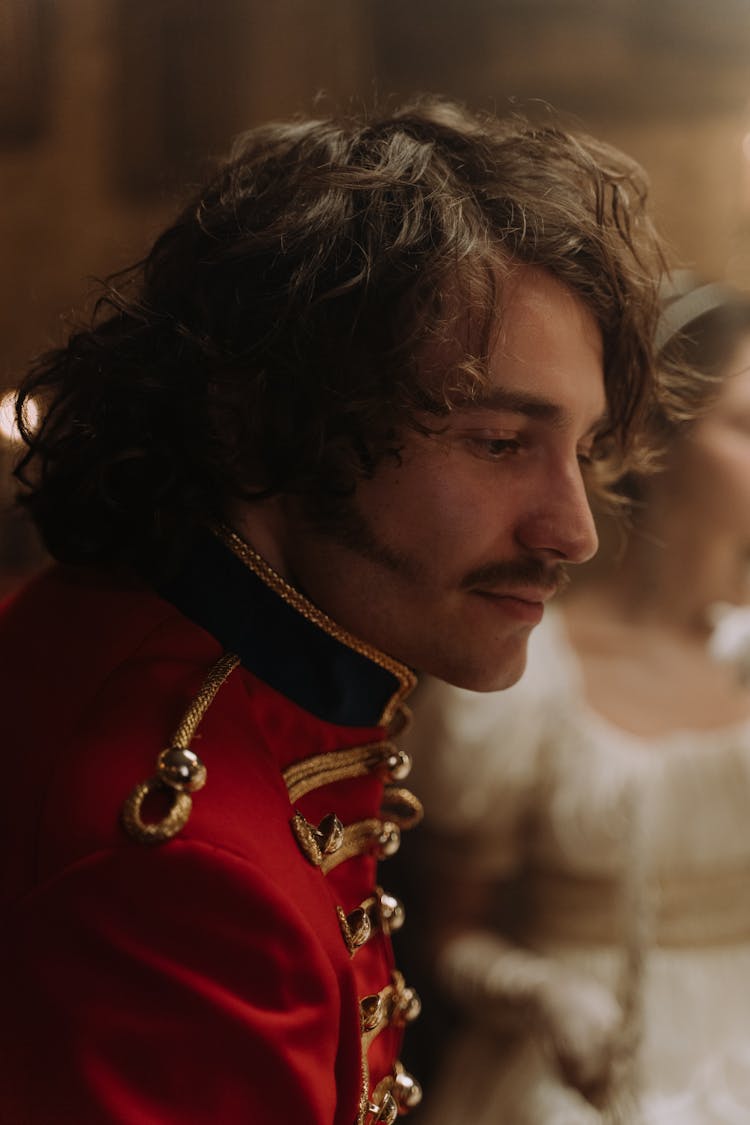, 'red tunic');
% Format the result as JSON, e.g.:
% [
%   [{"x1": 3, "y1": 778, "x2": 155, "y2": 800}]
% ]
[{"x1": 0, "y1": 530, "x2": 422, "y2": 1124}]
